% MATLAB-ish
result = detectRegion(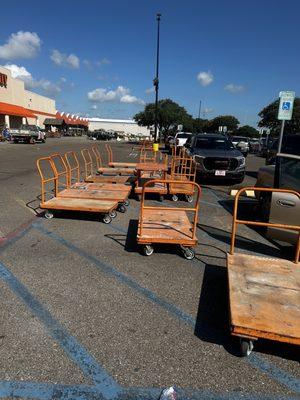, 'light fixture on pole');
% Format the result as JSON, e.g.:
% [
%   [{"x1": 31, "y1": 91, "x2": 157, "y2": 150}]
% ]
[{"x1": 153, "y1": 12, "x2": 161, "y2": 144}]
